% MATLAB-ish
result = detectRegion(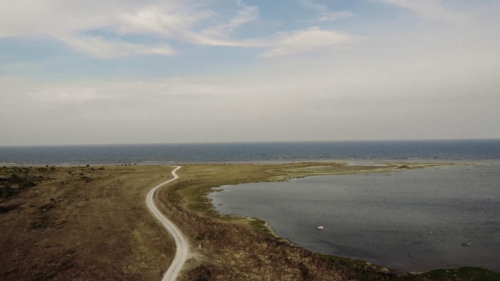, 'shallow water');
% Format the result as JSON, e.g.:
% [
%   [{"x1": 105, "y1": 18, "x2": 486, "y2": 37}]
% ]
[{"x1": 209, "y1": 164, "x2": 500, "y2": 272}]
